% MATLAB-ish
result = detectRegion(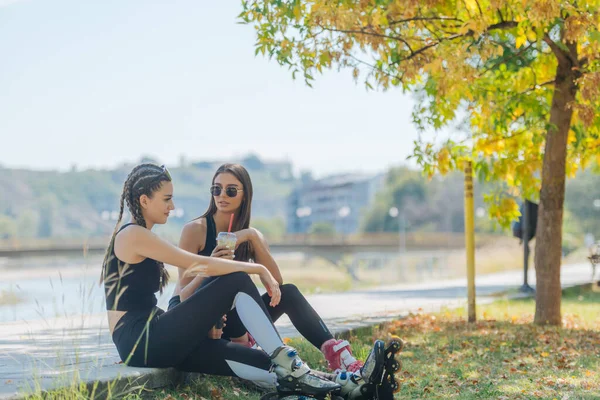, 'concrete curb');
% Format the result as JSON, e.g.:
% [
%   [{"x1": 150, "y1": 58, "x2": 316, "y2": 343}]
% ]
[{"x1": 10, "y1": 318, "x2": 401, "y2": 400}]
